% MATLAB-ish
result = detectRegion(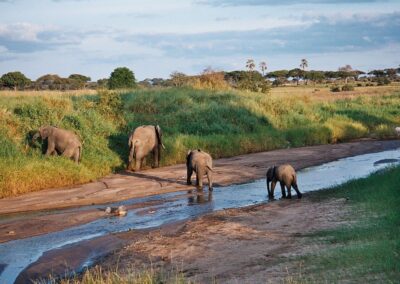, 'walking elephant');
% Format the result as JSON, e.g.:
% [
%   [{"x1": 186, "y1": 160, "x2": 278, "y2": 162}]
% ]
[
  {"x1": 266, "y1": 164, "x2": 302, "y2": 199},
  {"x1": 32, "y1": 126, "x2": 82, "y2": 164},
  {"x1": 127, "y1": 125, "x2": 165, "y2": 171},
  {"x1": 186, "y1": 149, "x2": 213, "y2": 191}
]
